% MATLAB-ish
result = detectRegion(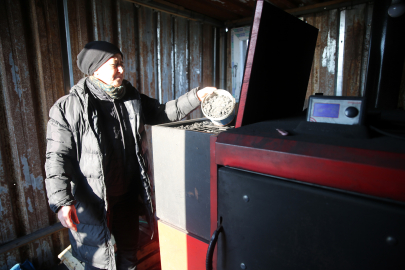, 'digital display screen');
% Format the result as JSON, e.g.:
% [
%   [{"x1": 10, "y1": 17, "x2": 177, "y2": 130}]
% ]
[{"x1": 313, "y1": 103, "x2": 340, "y2": 118}]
